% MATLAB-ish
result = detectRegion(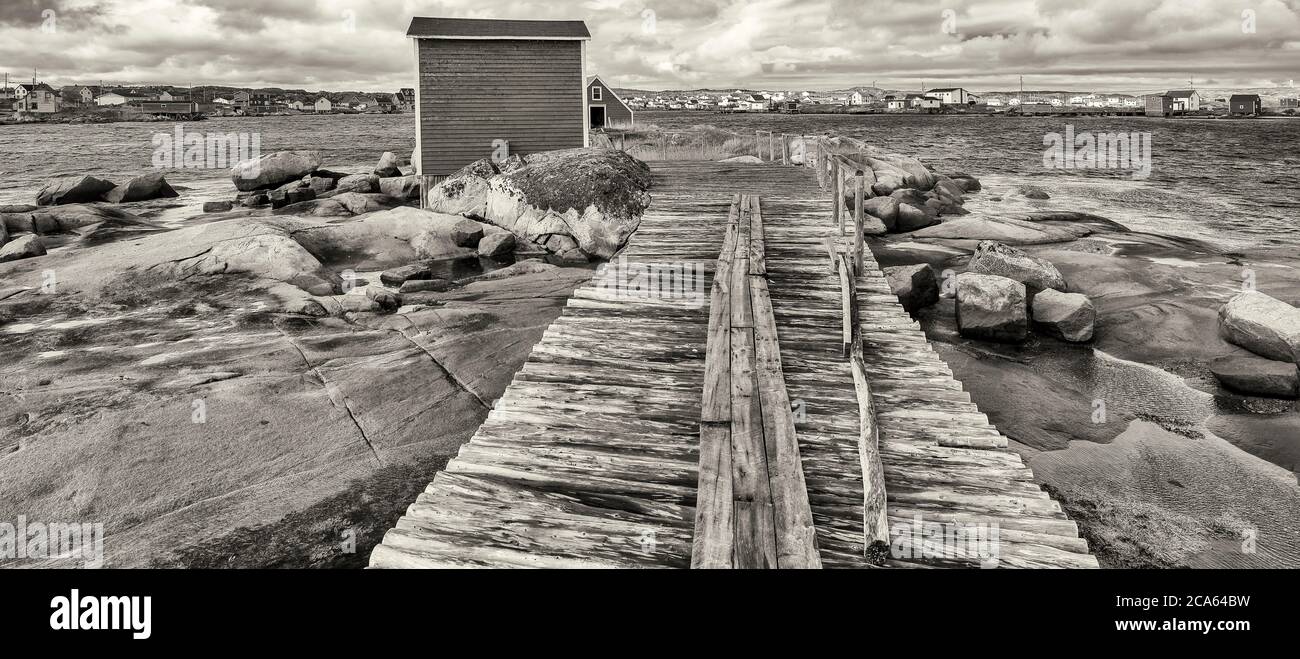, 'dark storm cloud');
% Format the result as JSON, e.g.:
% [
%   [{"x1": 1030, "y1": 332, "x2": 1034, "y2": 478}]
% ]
[
  {"x1": 0, "y1": 0, "x2": 1297, "y2": 91},
  {"x1": 0, "y1": 0, "x2": 111, "y2": 30}
]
